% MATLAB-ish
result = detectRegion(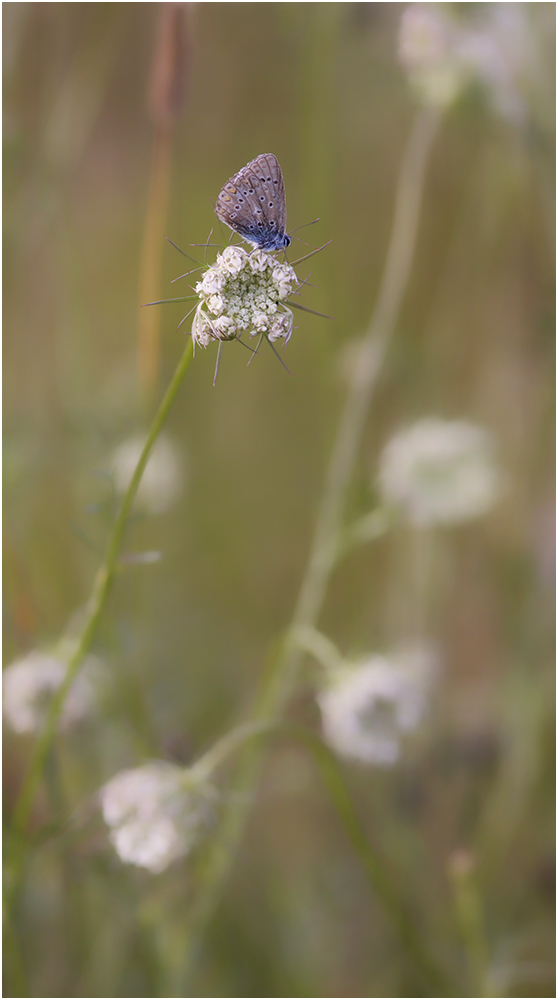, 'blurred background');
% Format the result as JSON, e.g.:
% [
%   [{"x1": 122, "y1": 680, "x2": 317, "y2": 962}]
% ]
[{"x1": 3, "y1": 3, "x2": 555, "y2": 997}]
